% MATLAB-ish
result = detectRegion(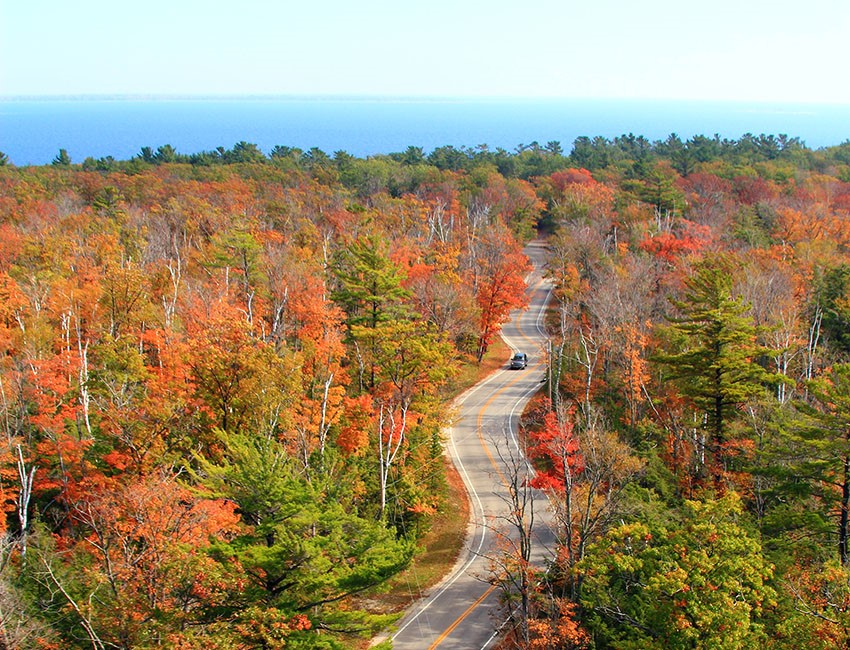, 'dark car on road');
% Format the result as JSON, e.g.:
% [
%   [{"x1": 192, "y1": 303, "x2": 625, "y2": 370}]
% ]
[{"x1": 509, "y1": 352, "x2": 528, "y2": 369}]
